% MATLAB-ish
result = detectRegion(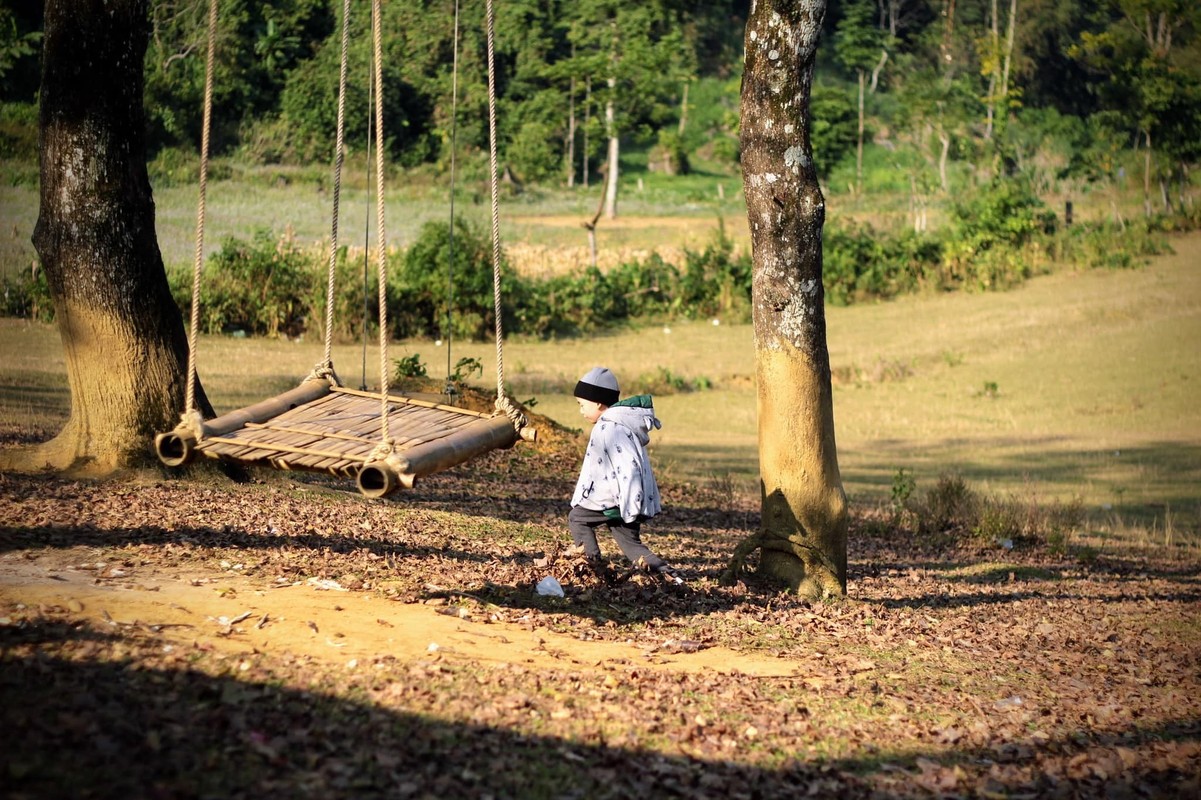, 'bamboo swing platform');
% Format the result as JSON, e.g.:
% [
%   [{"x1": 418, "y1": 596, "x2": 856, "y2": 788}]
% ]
[{"x1": 155, "y1": 378, "x2": 532, "y2": 497}]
